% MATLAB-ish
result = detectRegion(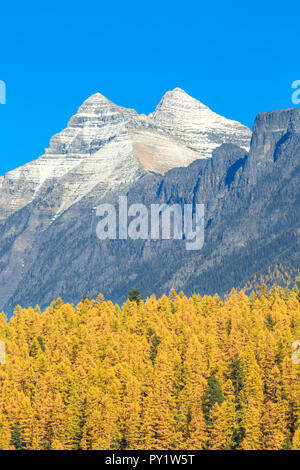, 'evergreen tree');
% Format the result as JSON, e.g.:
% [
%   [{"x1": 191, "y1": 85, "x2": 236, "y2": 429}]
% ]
[
  {"x1": 10, "y1": 425, "x2": 24, "y2": 450},
  {"x1": 128, "y1": 289, "x2": 142, "y2": 304},
  {"x1": 202, "y1": 375, "x2": 224, "y2": 425}
]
